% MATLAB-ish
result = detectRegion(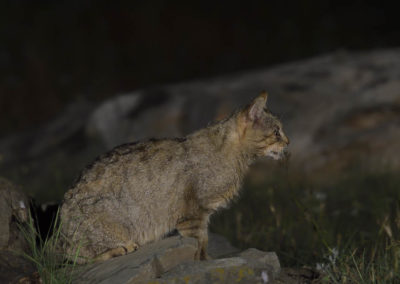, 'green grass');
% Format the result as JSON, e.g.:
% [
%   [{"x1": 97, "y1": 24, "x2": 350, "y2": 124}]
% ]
[
  {"x1": 18, "y1": 209, "x2": 83, "y2": 284},
  {"x1": 210, "y1": 165, "x2": 400, "y2": 283}
]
